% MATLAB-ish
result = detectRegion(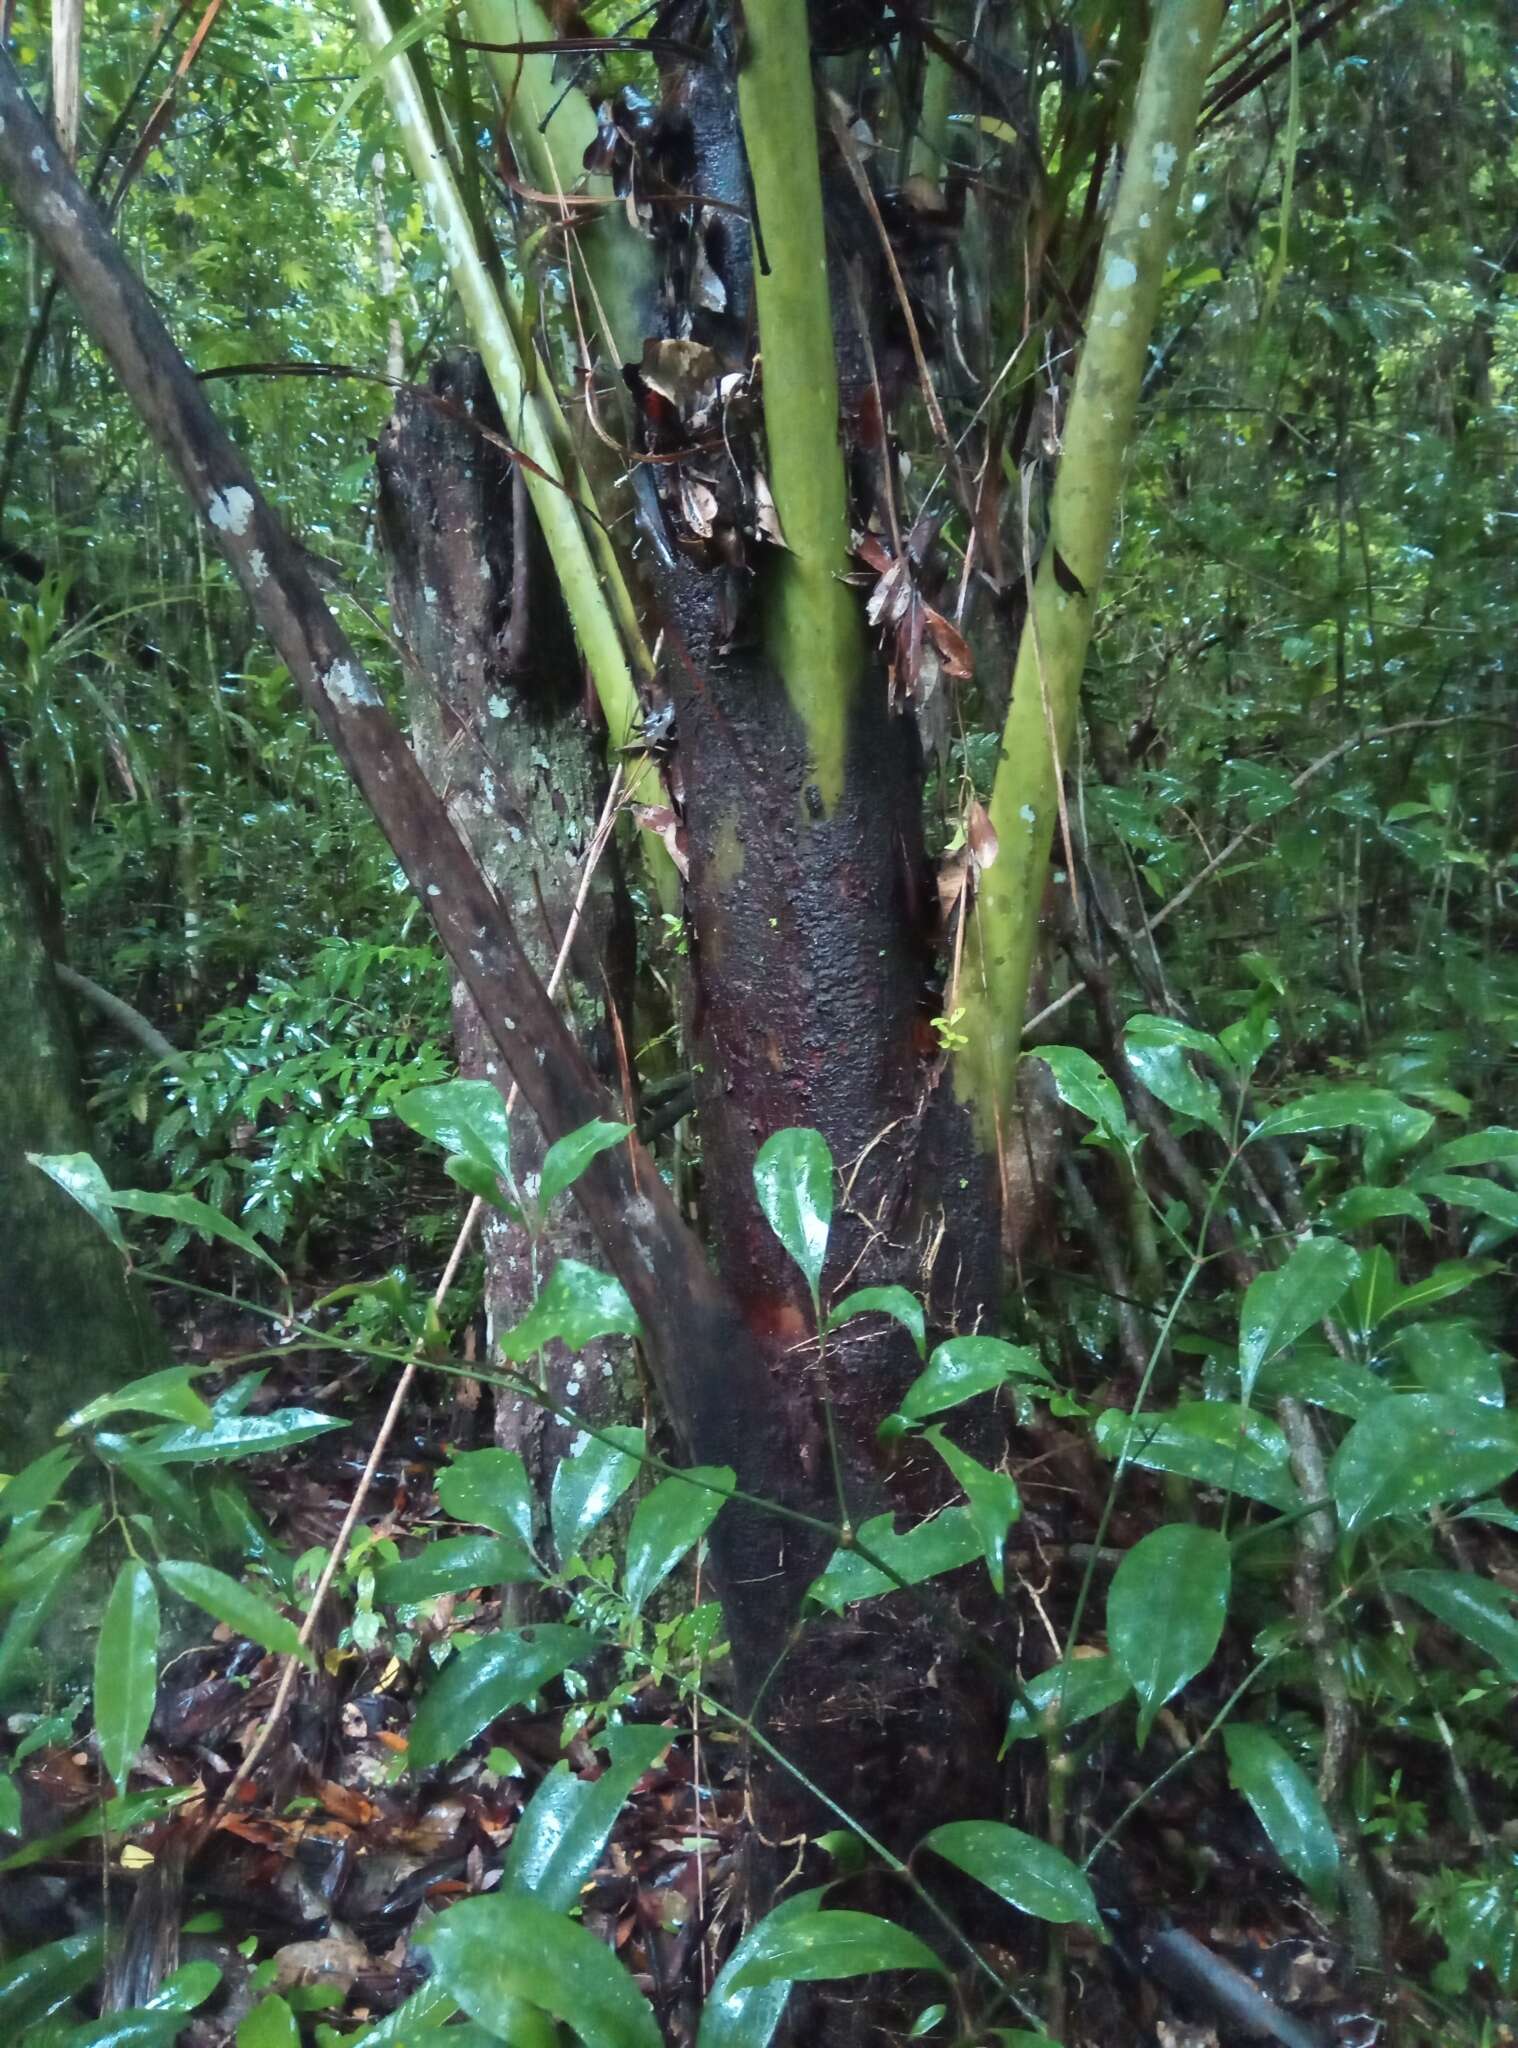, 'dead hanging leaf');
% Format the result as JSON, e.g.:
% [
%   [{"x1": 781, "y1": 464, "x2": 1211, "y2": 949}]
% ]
[
  {"x1": 937, "y1": 846, "x2": 972, "y2": 926},
  {"x1": 638, "y1": 338, "x2": 721, "y2": 415},
  {"x1": 752, "y1": 471, "x2": 787, "y2": 548},
  {"x1": 967, "y1": 799, "x2": 999, "y2": 870},
  {"x1": 678, "y1": 475, "x2": 719, "y2": 540},
  {"x1": 922, "y1": 603, "x2": 974, "y2": 681},
  {"x1": 634, "y1": 805, "x2": 689, "y2": 879},
  {"x1": 856, "y1": 533, "x2": 975, "y2": 703}
]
